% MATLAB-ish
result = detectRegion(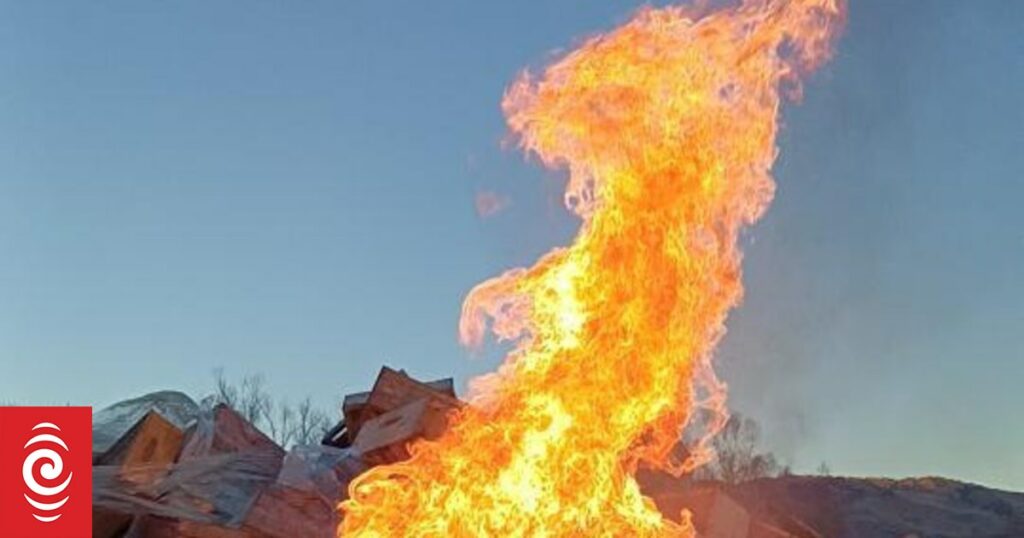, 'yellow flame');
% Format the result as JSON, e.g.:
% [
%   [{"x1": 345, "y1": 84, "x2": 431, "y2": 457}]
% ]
[{"x1": 341, "y1": 1, "x2": 843, "y2": 535}]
